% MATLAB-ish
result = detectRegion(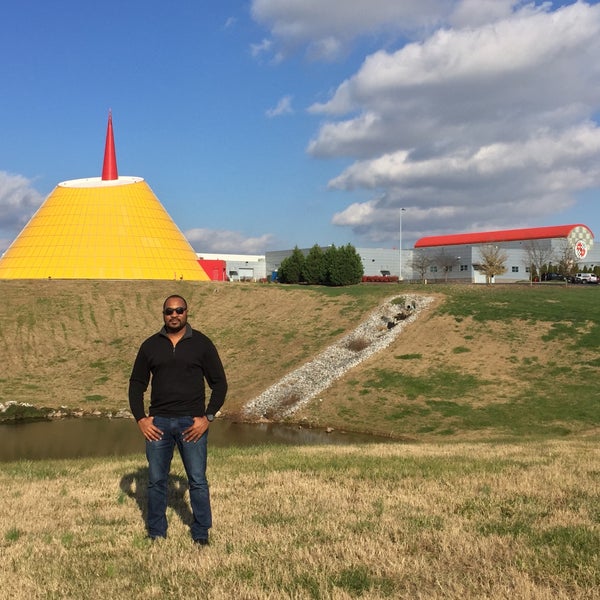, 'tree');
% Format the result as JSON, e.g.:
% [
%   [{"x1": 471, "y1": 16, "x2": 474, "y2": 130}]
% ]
[
  {"x1": 411, "y1": 253, "x2": 433, "y2": 283},
  {"x1": 523, "y1": 241, "x2": 555, "y2": 283},
  {"x1": 434, "y1": 249, "x2": 460, "y2": 282},
  {"x1": 478, "y1": 245, "x2": 508, "y2": 284},
  {"x1": 278, "y1": 243, "x2": 363, "y2": 286},
  {"x1": 302, "y1": 244, "x2": 326, "y2": 285},
  {"x1": 321, "y1": 244, "x2": 363, "y2": 286},
  {"x1": 322, "y1": 245, "x2": 340, "y2": 285},
  {"x1": 555, "y1": 240, "x2": 578, "y2": 277},
  {"x1": 278, "y1": 246, "x2": 305, "y2": 284},
  {"x1": 338, "y1": 243, "x2": 364, "y2": 285}
]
